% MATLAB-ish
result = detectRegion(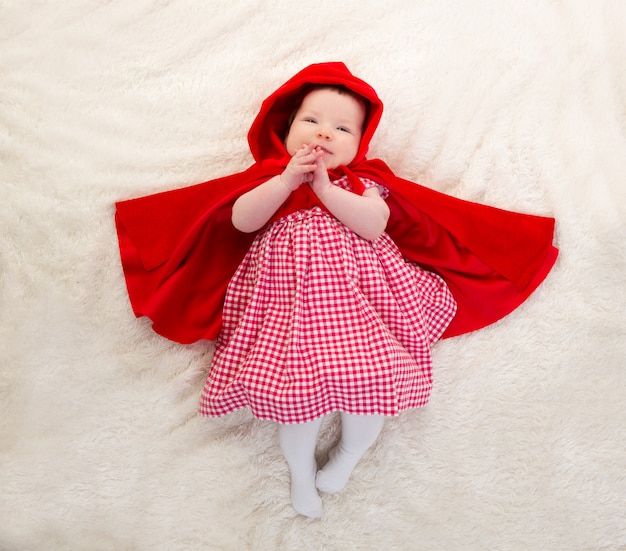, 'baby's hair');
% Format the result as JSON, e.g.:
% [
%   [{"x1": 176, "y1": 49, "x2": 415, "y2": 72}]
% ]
[{"x1": 285, "y1": 84, "x2": 369, "y2": 139}]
